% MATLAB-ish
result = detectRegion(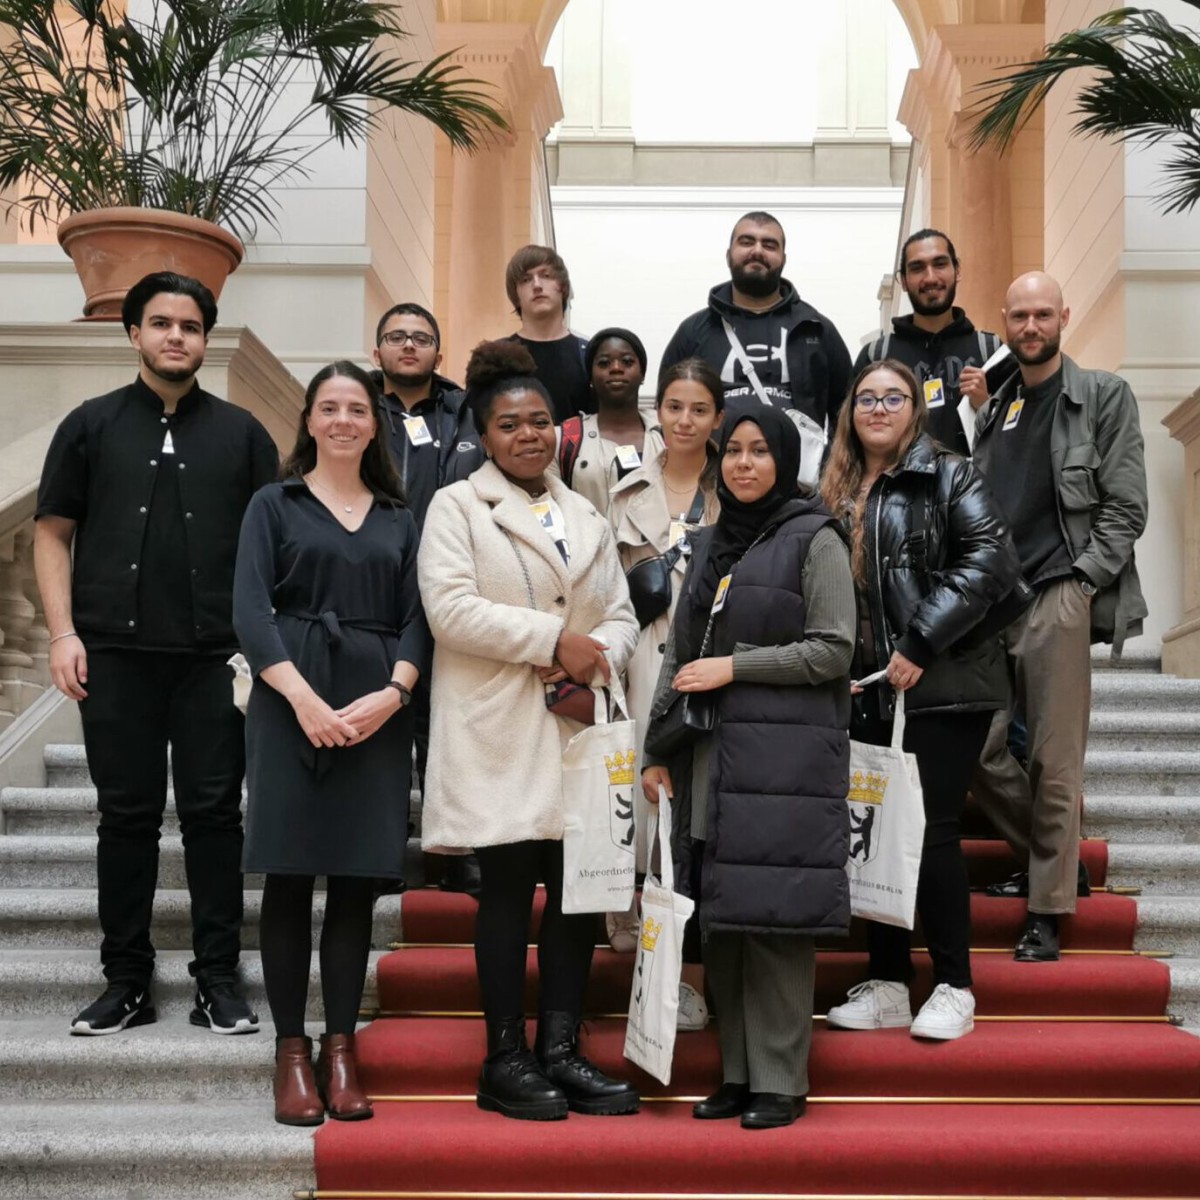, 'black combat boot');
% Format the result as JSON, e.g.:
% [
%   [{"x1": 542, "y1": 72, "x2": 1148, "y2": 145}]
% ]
[
  {"x1": 535, "y1": 1011, "x2": 640, "y2": 1115},
  {"x1": 477, "y1": 1016, "x2": 568, "y2": 1121}
]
